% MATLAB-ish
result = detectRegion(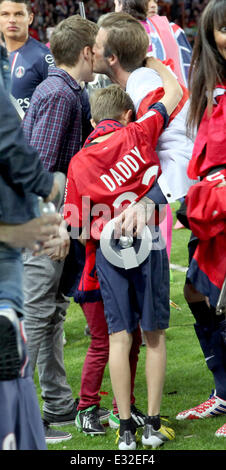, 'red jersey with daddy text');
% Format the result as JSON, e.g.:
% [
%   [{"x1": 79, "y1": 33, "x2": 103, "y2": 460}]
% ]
[{"x1": 64, "y1": 109, "x2": 163, "y2": 240}]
